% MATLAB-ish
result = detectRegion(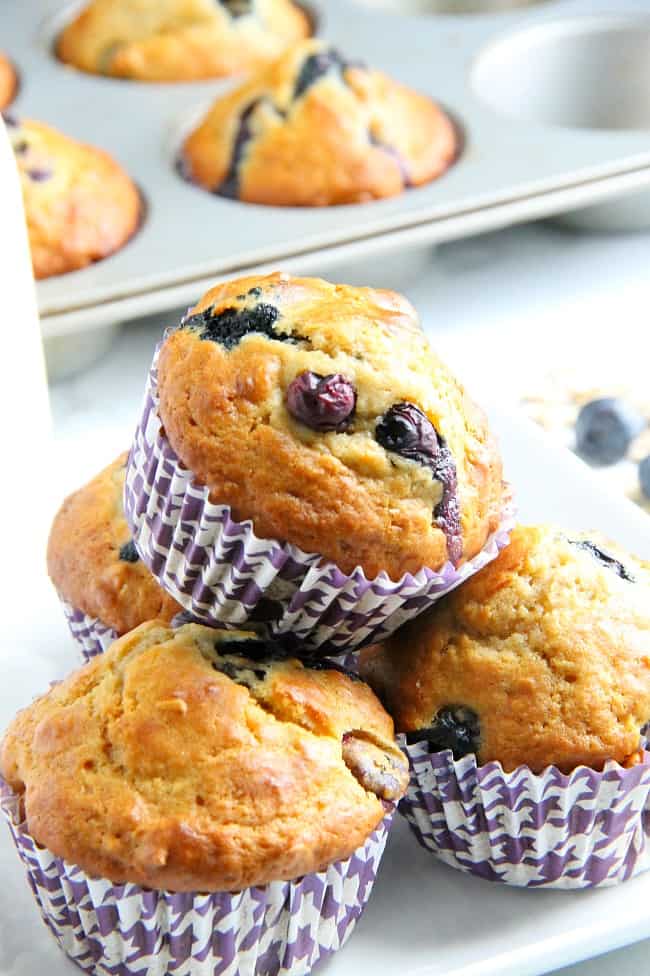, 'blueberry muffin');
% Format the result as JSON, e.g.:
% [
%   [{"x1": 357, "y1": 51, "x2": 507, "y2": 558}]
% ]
[
  {"x1": 6, "y1": 117, "x2": 140, "y2": 279},
  {"x1": 1, "y1": 621, "x2": 408, "y2": 890},
  {"x1": 57, "y1": 0, "x2": 310, "y2": 82},
  {"x1": 154, "y1": 272, "x2": 505, "y2": 580},
  {"x1": 47, "y1": 454, "x2": 181, "y2": 637},
  {"x1": 182, "y1": 40, "x2": 458, "y2": 205},
  {"x1": 0, "y1": 54, "x2": 17, "y2": 110},
  {"x1": 361, "y1": 524, "x2": 650, "y2": 773}
]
